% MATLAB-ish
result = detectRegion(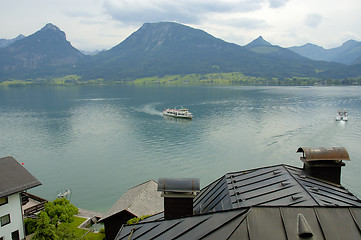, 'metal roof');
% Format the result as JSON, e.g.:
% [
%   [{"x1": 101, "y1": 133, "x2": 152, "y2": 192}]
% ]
[
  {"x1": 193, "y1": 164, "x2": 361, "y2": 214},
  {"x1": 297, "y1": 147, "x2": 350, "y2": 162},
  {"x1": 115, "y1": 207, "x2": 249, "y2": 240},
  {"x1": 100, "y1": 180, "x2": 164, "y2": 222},
  {"x1": 0, "y1": 156, "x2": 41, "y2": 198},
  {"x1": 115, "y1": 207, "x2": 361, "y2": 240},
  {"x1": 115, "y1": 162, "x2": 361, "y2": 239}
]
